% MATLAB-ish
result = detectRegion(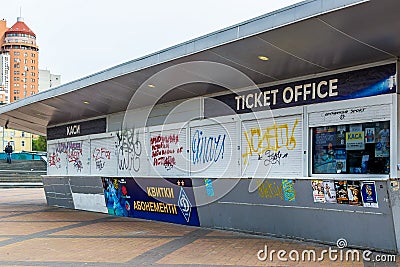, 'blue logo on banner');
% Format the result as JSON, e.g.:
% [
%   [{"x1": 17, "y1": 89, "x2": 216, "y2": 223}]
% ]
[{"x1": 178, "y1": 187, "x2": 192, "y2": 222}]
